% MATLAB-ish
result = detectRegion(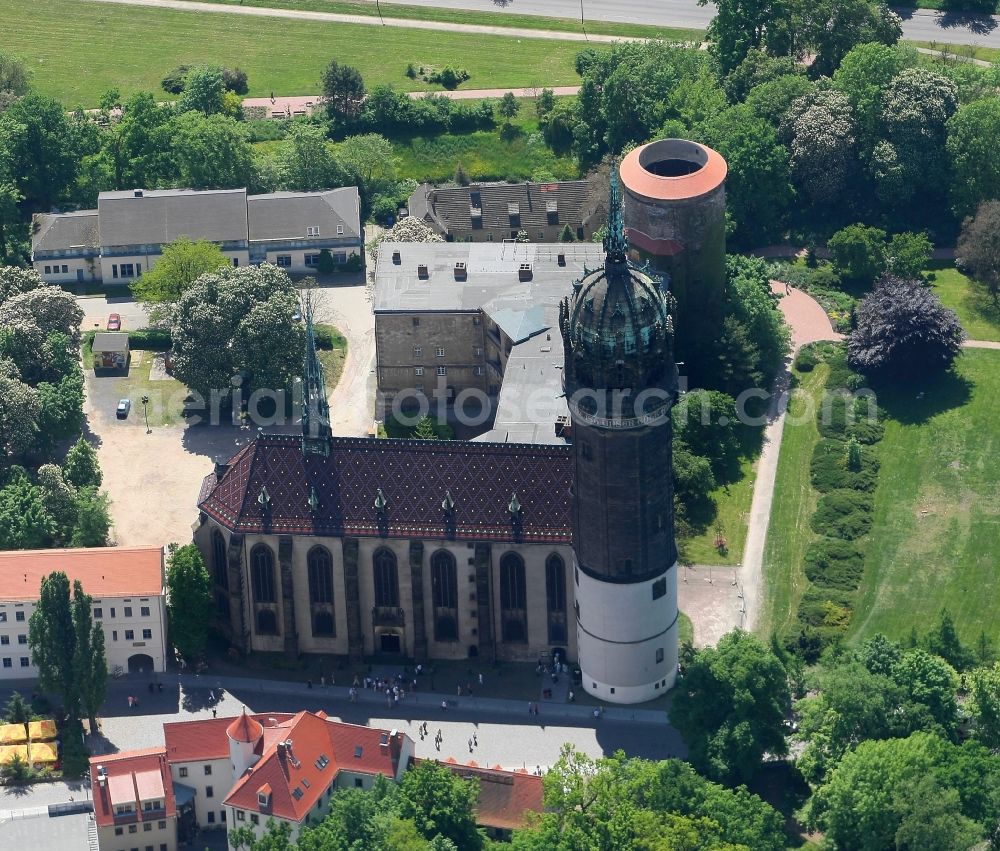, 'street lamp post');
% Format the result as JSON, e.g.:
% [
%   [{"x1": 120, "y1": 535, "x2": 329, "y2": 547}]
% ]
[
  {"x1": 375, "y1": 0, "x2": 384, "y2": 25},
  {"x1": 141, "y1": 394, "x2": 150, "y2": 434},
  {"x1": 581, "y1": 0, "x2": 589, "y2": 40}
]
